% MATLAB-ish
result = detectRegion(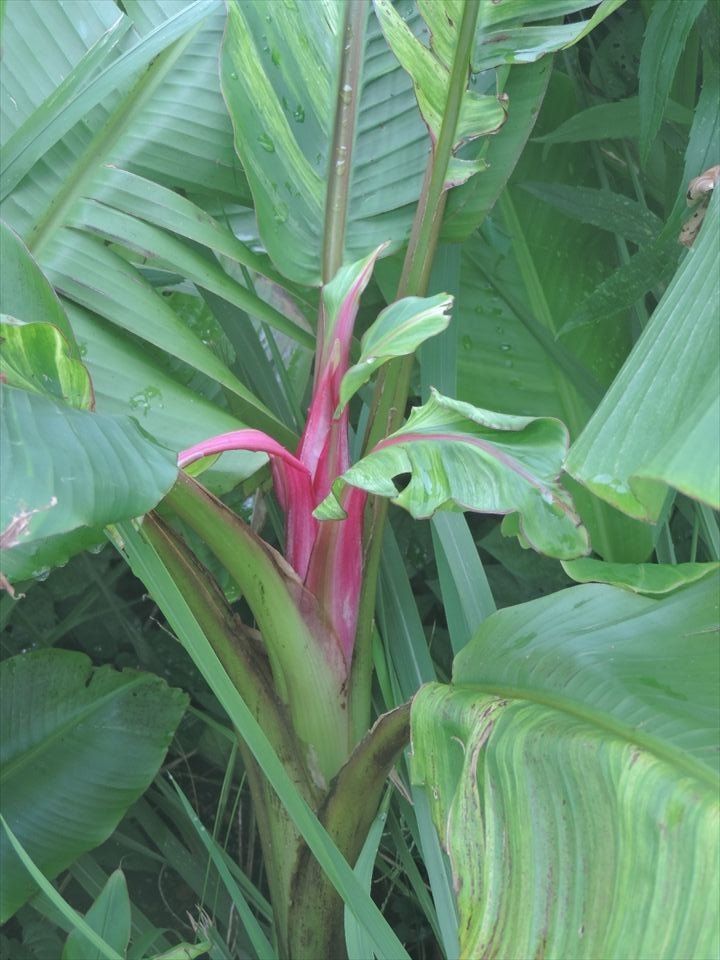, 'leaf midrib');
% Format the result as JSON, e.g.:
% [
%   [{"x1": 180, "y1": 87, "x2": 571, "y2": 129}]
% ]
[{"x1": 1, "y1": 672, "x2": 149, "y2": 784}]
